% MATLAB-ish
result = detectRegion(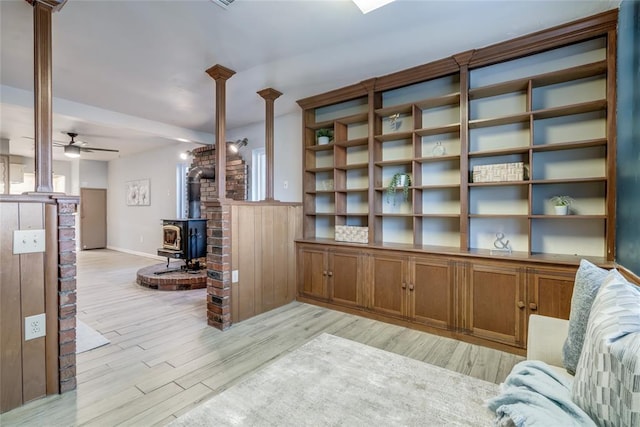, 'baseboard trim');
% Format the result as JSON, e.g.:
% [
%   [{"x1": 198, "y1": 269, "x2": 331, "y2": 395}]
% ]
[{"x1": 105, "y1": 246, "x2": 166, "y2": 261}]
